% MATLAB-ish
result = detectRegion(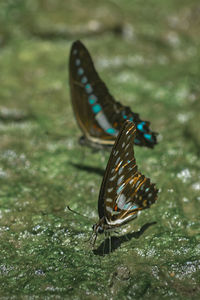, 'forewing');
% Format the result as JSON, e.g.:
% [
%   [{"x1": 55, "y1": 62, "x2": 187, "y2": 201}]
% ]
[
  {"x1": 69, "y1": 40, "x2": 118, "y2": 144},
  {"x1": 98, "y1": 120, "x2": 158, "y2": 226}
]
